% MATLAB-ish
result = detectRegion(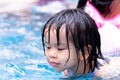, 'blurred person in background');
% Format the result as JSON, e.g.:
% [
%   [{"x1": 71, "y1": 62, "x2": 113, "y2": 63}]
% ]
[
  {"x1": 77, "y1": 0, "x2": 120, "y2": 29},
  {"x1": 77, "y1": 0, "x2": 120, "y2": 56}
]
